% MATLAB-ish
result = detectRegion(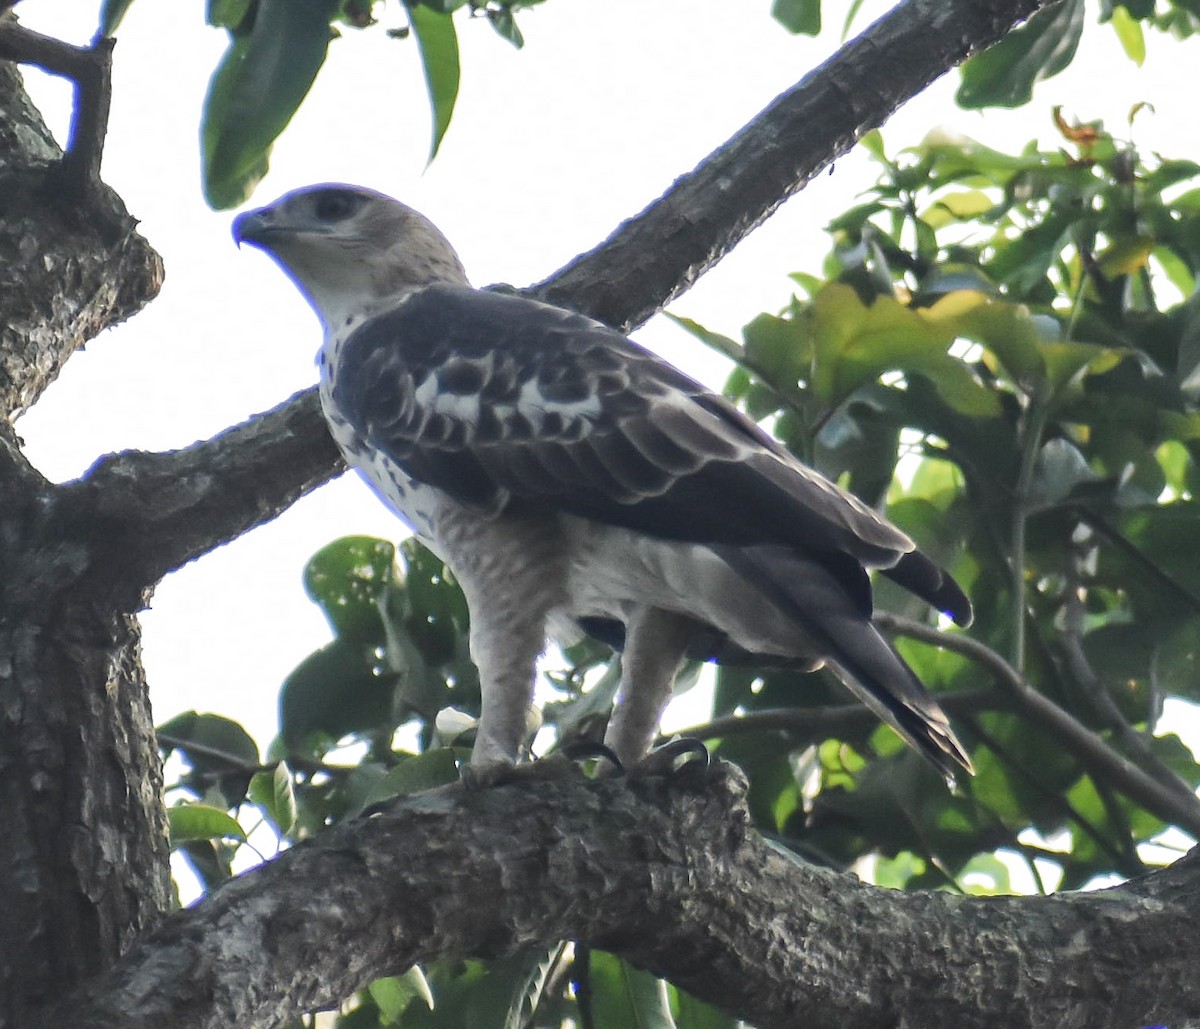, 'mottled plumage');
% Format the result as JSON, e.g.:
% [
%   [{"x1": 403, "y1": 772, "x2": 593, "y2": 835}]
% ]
[{"x1": 234, "y1": 184, "x2": 973, "y2": 780}]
